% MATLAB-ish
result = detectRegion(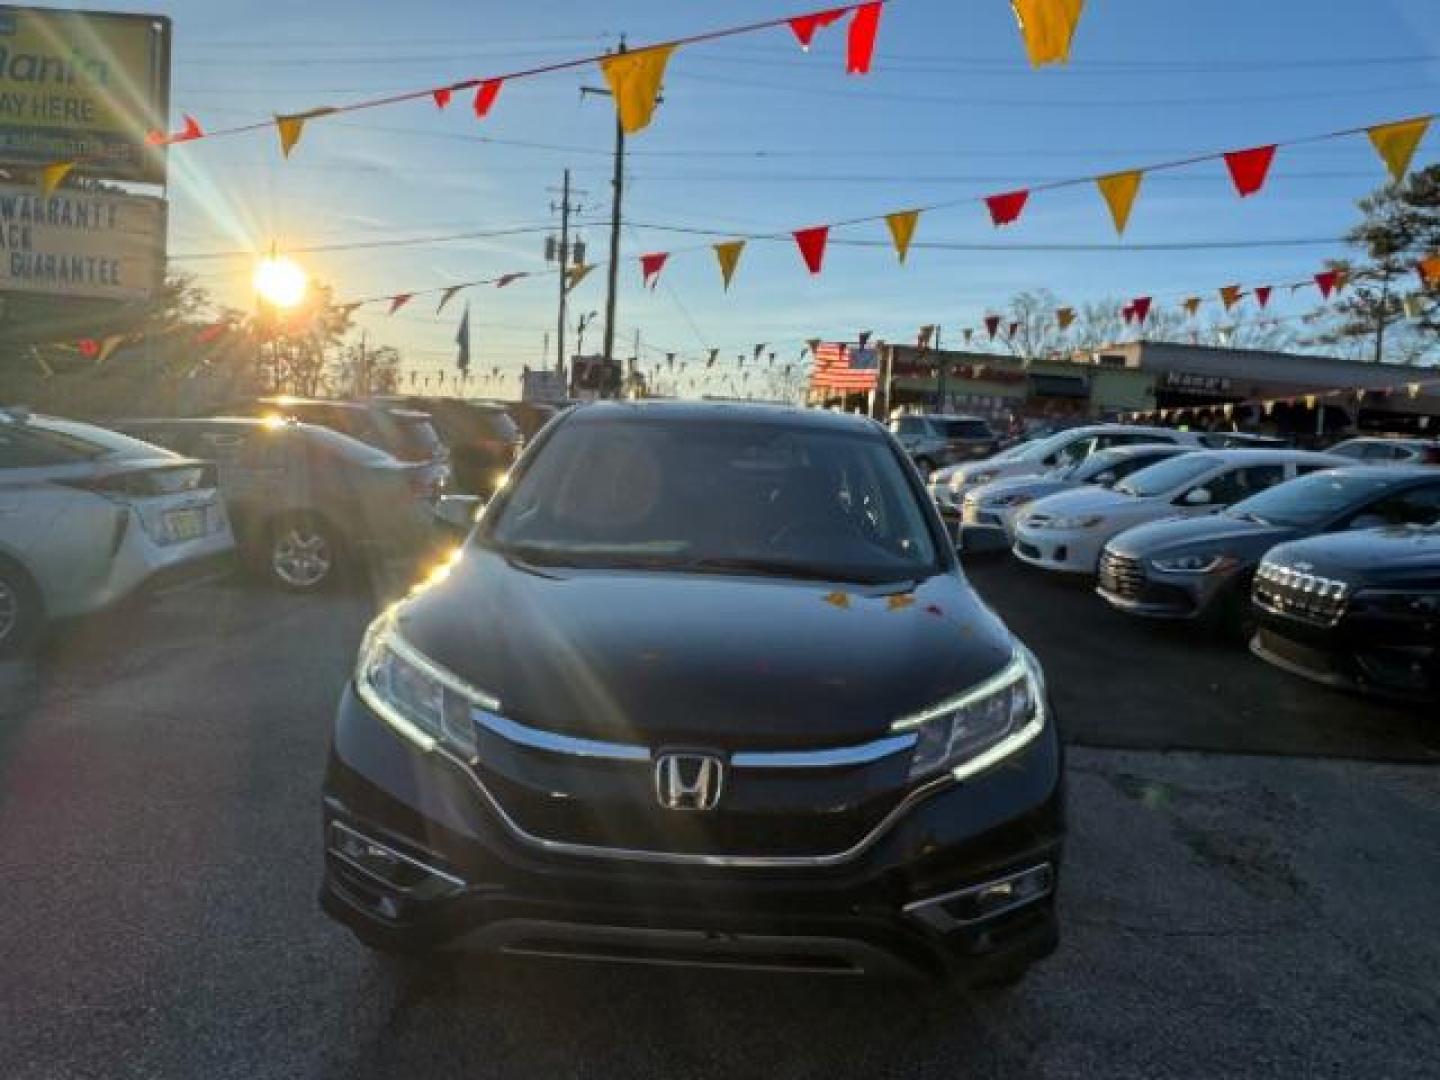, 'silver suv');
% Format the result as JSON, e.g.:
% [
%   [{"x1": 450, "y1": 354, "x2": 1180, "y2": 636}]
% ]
[{"x1": 889, "y1": 414, "x2": 999, "y2": 476}]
